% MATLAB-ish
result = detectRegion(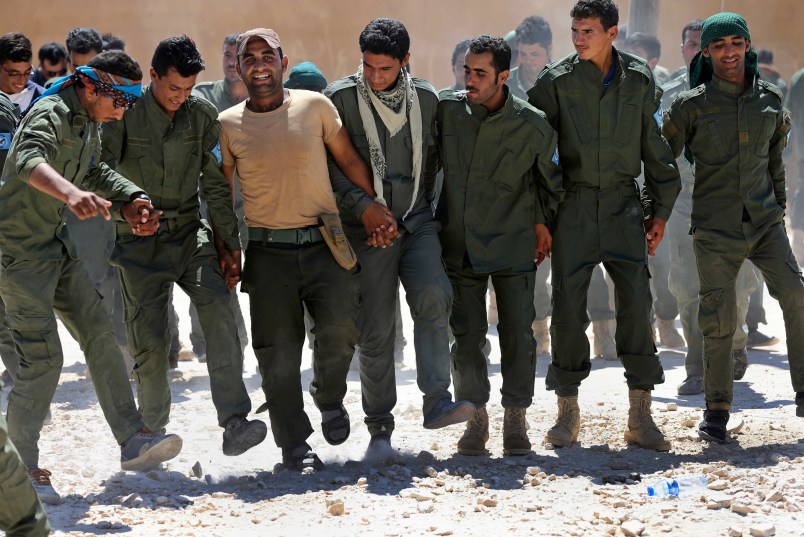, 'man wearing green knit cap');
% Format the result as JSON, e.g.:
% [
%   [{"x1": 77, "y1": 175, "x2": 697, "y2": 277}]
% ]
[{"x1": 664, "y1": 12, "x2": 803, "y2": 443}]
